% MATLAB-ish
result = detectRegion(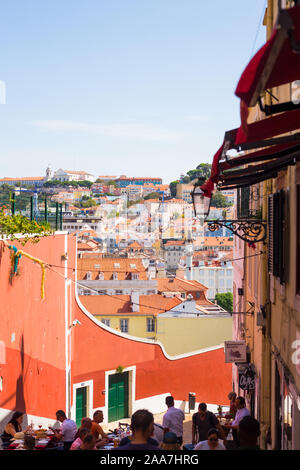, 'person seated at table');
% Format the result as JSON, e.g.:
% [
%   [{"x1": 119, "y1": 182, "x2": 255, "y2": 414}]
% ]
[
  {"x1": 74, "y1": 417, "x2": 92, "y2": 439},
  {"x1": 52, "y1": 410, "x2": 77, "y2": 451},
  {"x1": 77, "y1": 433, "x2": 97, "y2": 450},
  {"x1": 159, "y1": 432, "x2": 181, "y2": 450},
  {"x1": 70, "y1": 427, "x2": 90, "y2": 450},
  {"x1": 194, "y1": 428, "x2": 226, "y2": 451},
  {"x1": 116, "y1": 409, "x2": 159, "y2": 450},
  {"x1": 118, "y1": 433, "x2": 158, "y2": 448},
  {"x1": 1, "y1": 411, "x2": 30, "y2": 449},
  {"x1": 90, "y1": 410, "x2": 109, "y2": 447}
]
